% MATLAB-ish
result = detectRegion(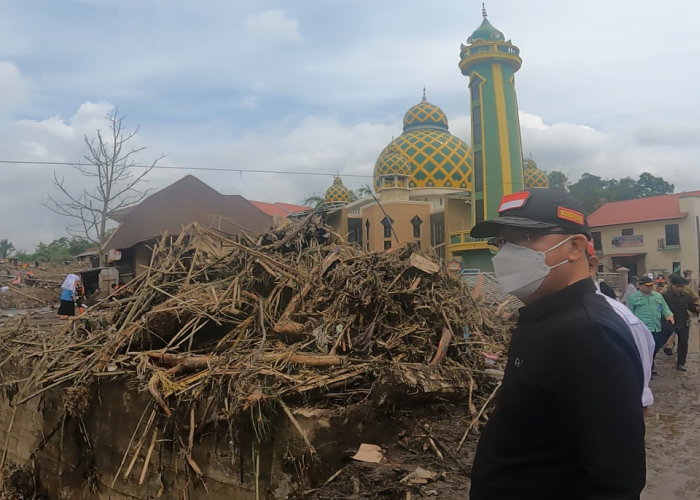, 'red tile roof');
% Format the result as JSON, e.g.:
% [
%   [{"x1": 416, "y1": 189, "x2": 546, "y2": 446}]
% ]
[
  {"x1": 249, "y1": 201, "x2": 309, "y2": 217},
  {"x1": 588, "y1": 191, "x2": 700, "y2": 228}
]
